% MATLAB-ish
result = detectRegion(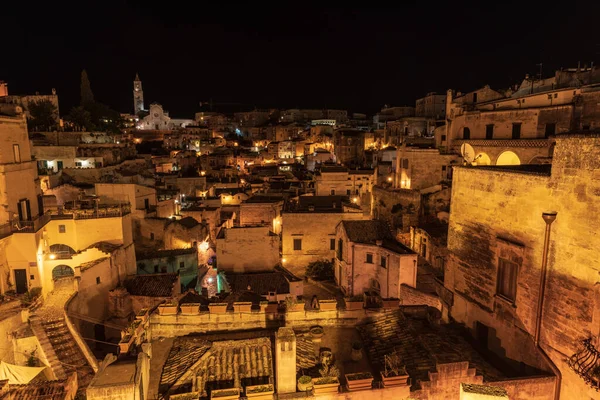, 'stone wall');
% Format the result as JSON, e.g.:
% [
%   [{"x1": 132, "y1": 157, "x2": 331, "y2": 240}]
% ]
[
  {"x1": 395, "y1": 148, "x2": 459, "y2": 191},
  {"x1": 282, "y1": 212, "x2": 367, "y2": 277},
  {"x1": 216, "y1": 226, "x2": 279, "y2": 272},
  {"x1": 445, "y1": 136, "x2": 600, "y2": 399},
  {"x1": 372, "y1": 186, "x2": 420, "y2": 232},
  {"x1": 400, "y1": 284, "x2": 442, "y2": 312},
  {"x1": 0, "y1": 306, "x2": 27, "y2": 363},
  {"x1": 239, "y1": 202, "x2": 282, "y2": 230}
]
